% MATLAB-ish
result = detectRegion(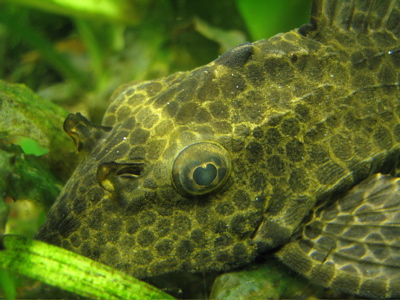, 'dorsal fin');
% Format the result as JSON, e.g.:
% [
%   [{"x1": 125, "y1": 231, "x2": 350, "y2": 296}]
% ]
[{"x1": 299, "y1": 0, "x2": 400, "y2": 44}]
